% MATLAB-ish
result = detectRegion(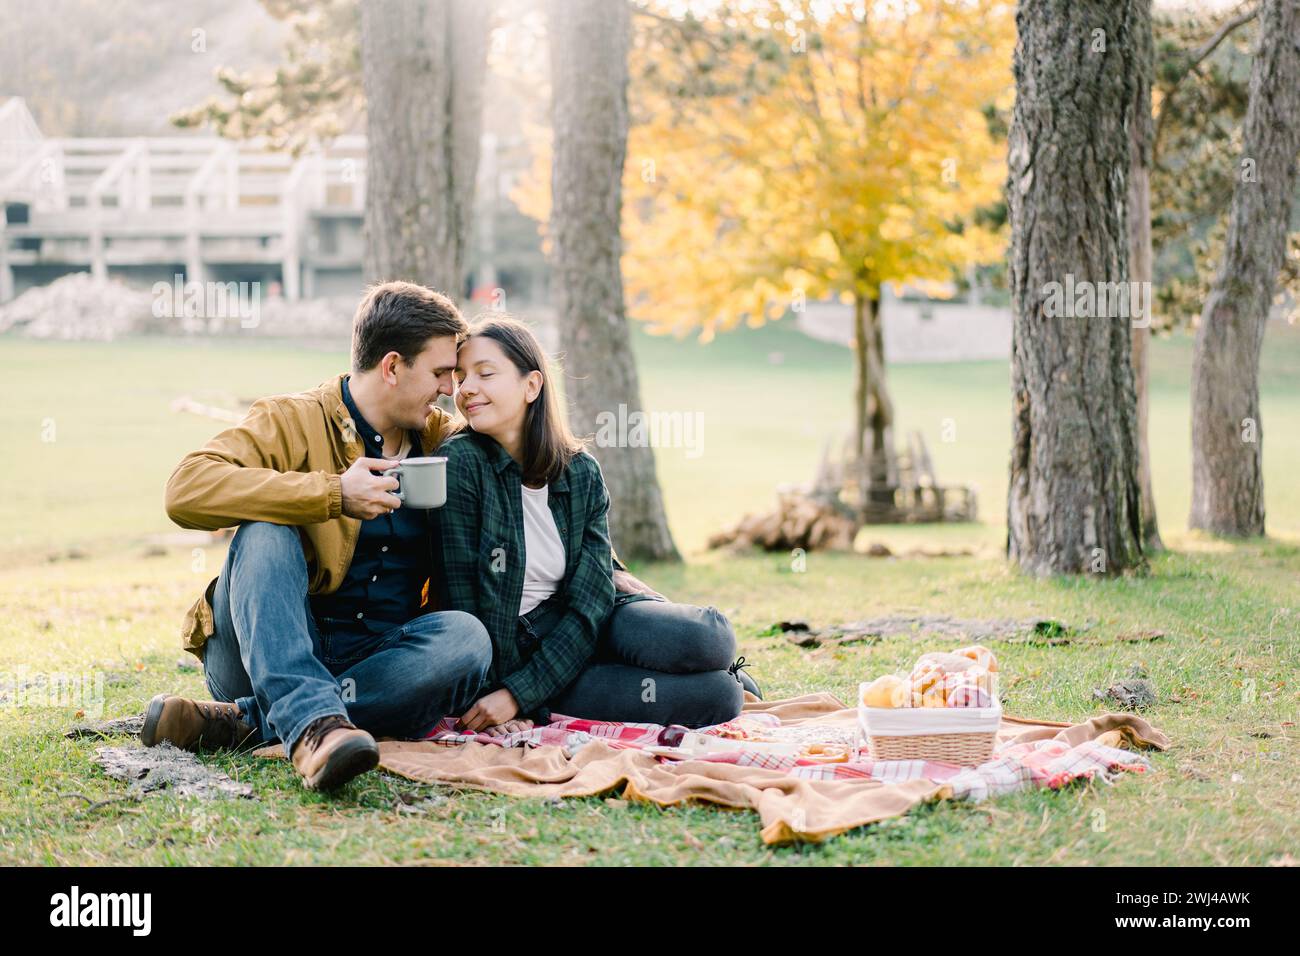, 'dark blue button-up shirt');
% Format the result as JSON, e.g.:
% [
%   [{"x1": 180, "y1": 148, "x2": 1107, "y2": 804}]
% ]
[{"x1": 310, "y1": 375, "x2": 431, "y2": 634}]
